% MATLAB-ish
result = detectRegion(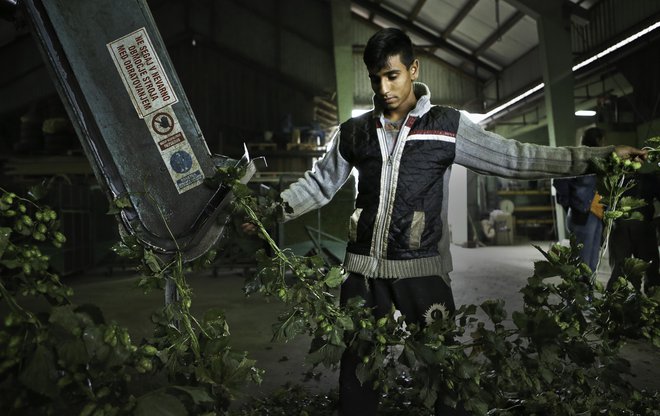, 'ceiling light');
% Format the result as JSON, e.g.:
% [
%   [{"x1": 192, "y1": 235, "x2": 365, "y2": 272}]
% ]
[
  {"x1": 575, "y1": 110, "x2": 596, "y2": 117},
  {"x1": 462, "y1": 111, "x2": 487, "y2": 123},
  {"x1": 482, "y1": 20, "x2": 660, "y2": 124},
  {"x1": 482, "y1": 83, "x2": 544, "y2": 121},
  {"x1": 573, "y1": 20, "x2": 660, "y2": 72},
  {"x1": 352, "y1": 108, "x2": 370, "y2": 117}
]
